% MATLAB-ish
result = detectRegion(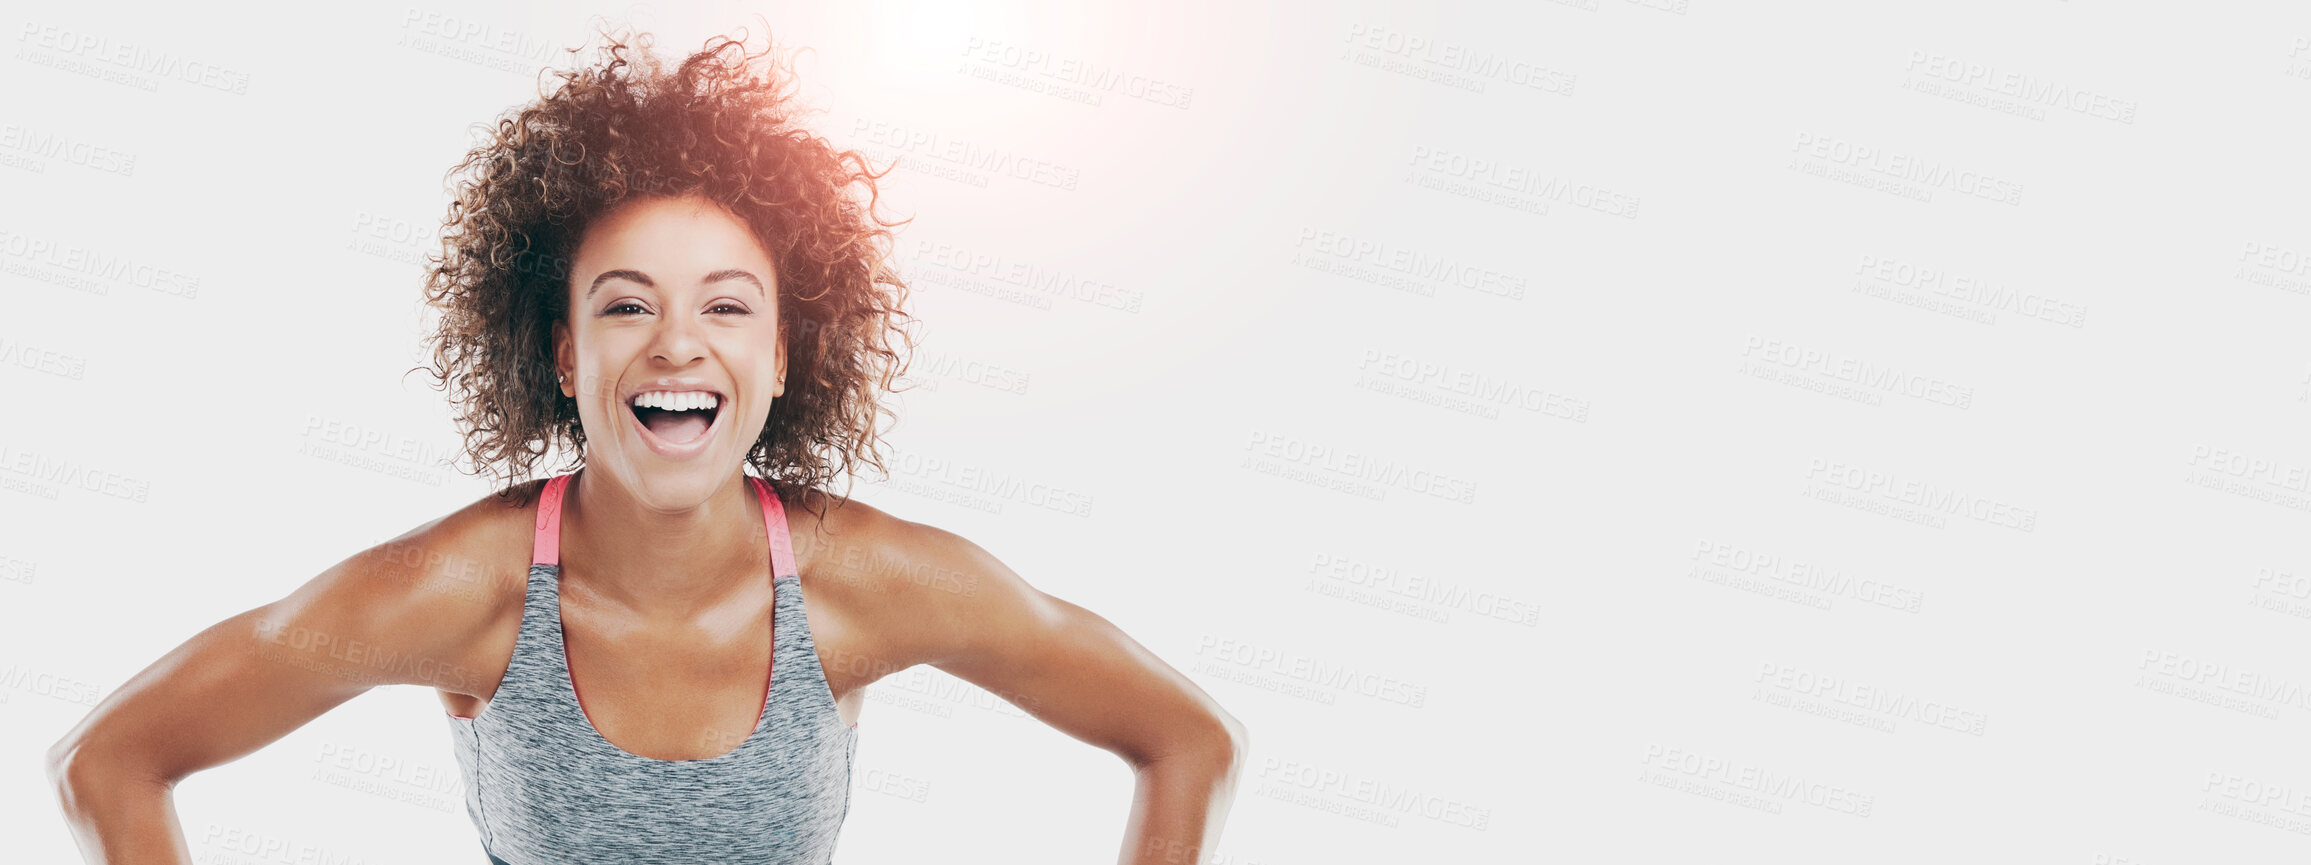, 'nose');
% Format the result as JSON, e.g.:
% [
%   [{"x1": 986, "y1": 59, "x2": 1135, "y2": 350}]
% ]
[{"x1": 646, "y1": 310, "x2": 707, "y2": 367}]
